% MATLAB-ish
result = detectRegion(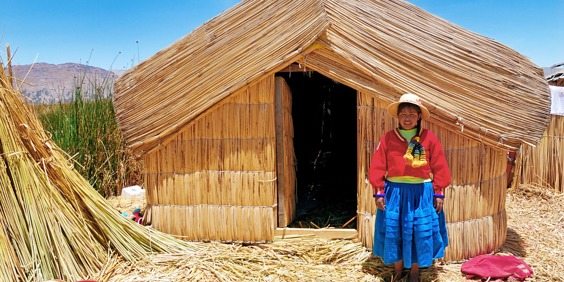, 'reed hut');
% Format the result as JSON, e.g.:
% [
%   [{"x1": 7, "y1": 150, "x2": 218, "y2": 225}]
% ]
[
  {"x1": 113, "y1": 0, "x2": 550, "y2": 261},
  {"x1": 514, "y1": 83, "x2": 564, "y2": 193}
]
